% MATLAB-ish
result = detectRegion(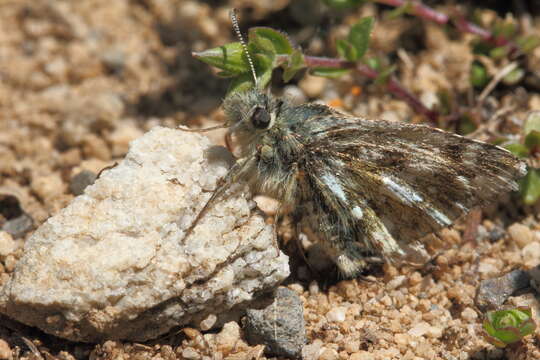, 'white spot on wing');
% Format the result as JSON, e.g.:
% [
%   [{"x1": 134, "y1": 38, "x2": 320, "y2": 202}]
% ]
[
  {"x1": 321, "y1": 173, "x2": 347, "y2": 202},
  {"x1": 381, "y1": 176, "x2": 423, "y2": 204},
  {"x1": 429, "y1": 208, "x2": 451, "y2": 226},
  {"x1": 352, "y1": 206, "x2": 363, "y2": 219}
]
